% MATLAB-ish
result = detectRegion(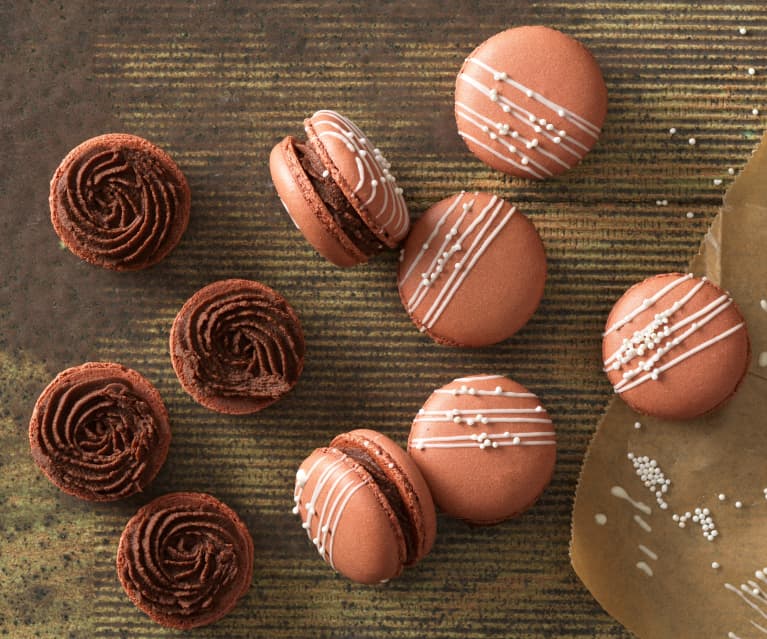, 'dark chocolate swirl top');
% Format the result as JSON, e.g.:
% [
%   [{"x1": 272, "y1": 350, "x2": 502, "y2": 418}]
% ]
[
  {"x1": 49, "y1": 133, "x2": 190, "y2": 271},
  {"x1": 28, "y1": 362, "x2": 171, "y2": 501},
  {"x1": 117, "y1": 492, "x2": 254, "y2": 630},
  {"x1": 170, "y1": 279, "x2": 305, "y2": 414}
]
